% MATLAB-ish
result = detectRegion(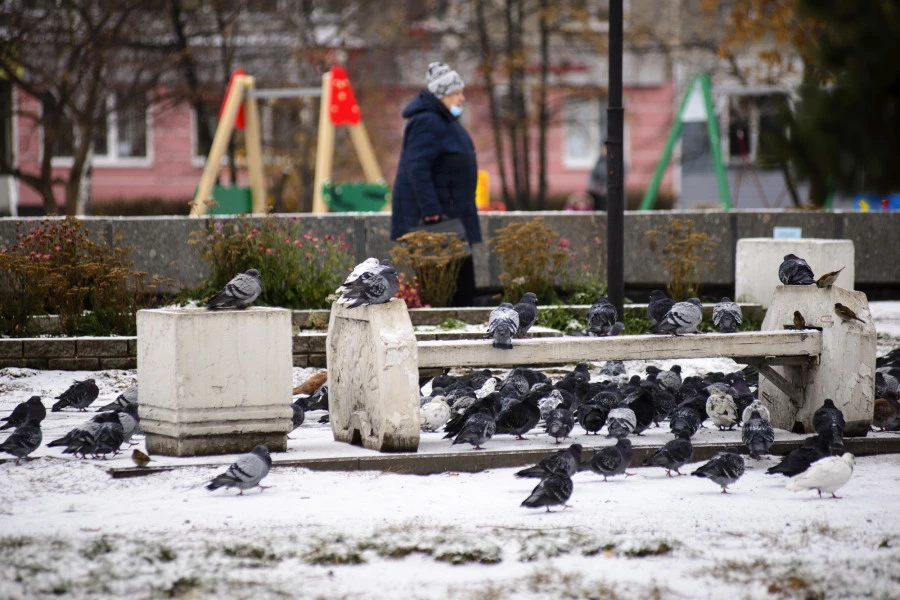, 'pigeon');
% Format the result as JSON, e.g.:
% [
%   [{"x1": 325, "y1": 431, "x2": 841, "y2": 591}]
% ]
[
  {"x1": 576, "y1": 400, "x2": 609, "y2": 435},
  {"x1": 114, "y1": 403, "x2": 141, "y2": 444},
  {"x1": 813, "y1": 399, "x2": 845, "y2": 454},
  {"x1": 97, "y1": 385, "x2": 138, "y2": 412},
  {"x1": 336, "y1": 257, "x2": 380, "y2": 297},
  {"x1": 588, "y1": 438, "x2": 634, "y2": 481},
  {"x1": 669, "y1": 405, "x2": 702, "y2": 438},
  {"x1": 712, "y1": 298, "x2": 742, "y2": 333},
  {"x1": 94, "y1": 415, "x2": 126, "y2": 457},
  {"x1": 513, "y1": 292, "x2": 538, "y2": 337},
  {"x1": 587, "y1": 297, "x2": 618, "y2": 336},
  {"x1": 538, "y1": 389, "x2": 567, "y2": 422},
  {"x1": 643, "y1": 431, "x2": 693, "y2": 476},
  {"x1": 1, "y1": 396, "x2": 45, "y2": 430},
  {"x1": 131, "y1": 449, "x2": 152, "y2": 468},
  {"x1": 47, "y1": 412, "x2": 121, "y2": 458},
  {"x1": 766, "y1": 435, "x2": 831, "y2": 477},
  {"x1": 52, "y1": 378, "x2": 100, "y2": 412},
  {"x1": 520, "y1": 473, "x2": 574, "y2": 512},
  {"x1": 778, "y1": 254, "x2": 815, "y2": 285},
  {"x1": 451, "y1": 406, "x2": 496, "y2": 450},
  {"x1": 0, "y1": 418, "x2": 42, "y2": 464},
  {"x1": 599, "y1": 360, "x2": 626, "y2": 378},
  {"x1": 487, "y1": 303, "x2": 519, "y2": 350},
  {"x1": 495, "y1": 392, "x2": 541, "y2": 440},
  {"x1": 207, "y1": 269, "x2": 262, "y2": 310},
  {"x1": 815, "y1": 267, "x2": 844, "y2": 288},
  {"x1": 691, "y1": 448, "x2": 745, "y2": 493},
  {"x1": 873, "y1": 394, "x2": 900, "y2": 431},
  {"x1": 834, "y1": 303, "x2": 865, "y2": 324},
  {"x1": 786, "y1": 453, "x2": 854, "y2": 499},
  {"x1": 299, "y1": 384, "x2": 329, "y2": 413},
  {"x1": 706, "y1": 389, "x2": 738, "y2": 430},
  {"x1": 290, "y1": 399, "x2": 306, "y2": 432},
  {"x1": 206, "y1": 445, "x2": 272, "y2": 495},
  {"x1": 742, "y1": 410, "x2": 775, "y2": 459},
  {"x1": 419, "y1": 396, "x2": 451, "y2": 432},
  {"x1": 545, "y1": 407, "x2": 575, "y2": 444},
  {"x1": 606, "y1": 406, "x2": 637, "y2": 439},
  {"x1": 515, "y1": 444, "x2": 583, "y2": 478},
  {"x1": 338, "y1": 261, "x2": 400, "y2": 308},
  {"x1": 647, "y1": 290, "x2": 676, "y2": 326},
  {"x1": 650, "y1": 365, "x2": 683, "y2": 394},
  {"x1": 741, "y1": 400, "x2": 770, "y2": 425},
  {"x1": 650, "y1": 298, "x2": 702, "y2": 335}
]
